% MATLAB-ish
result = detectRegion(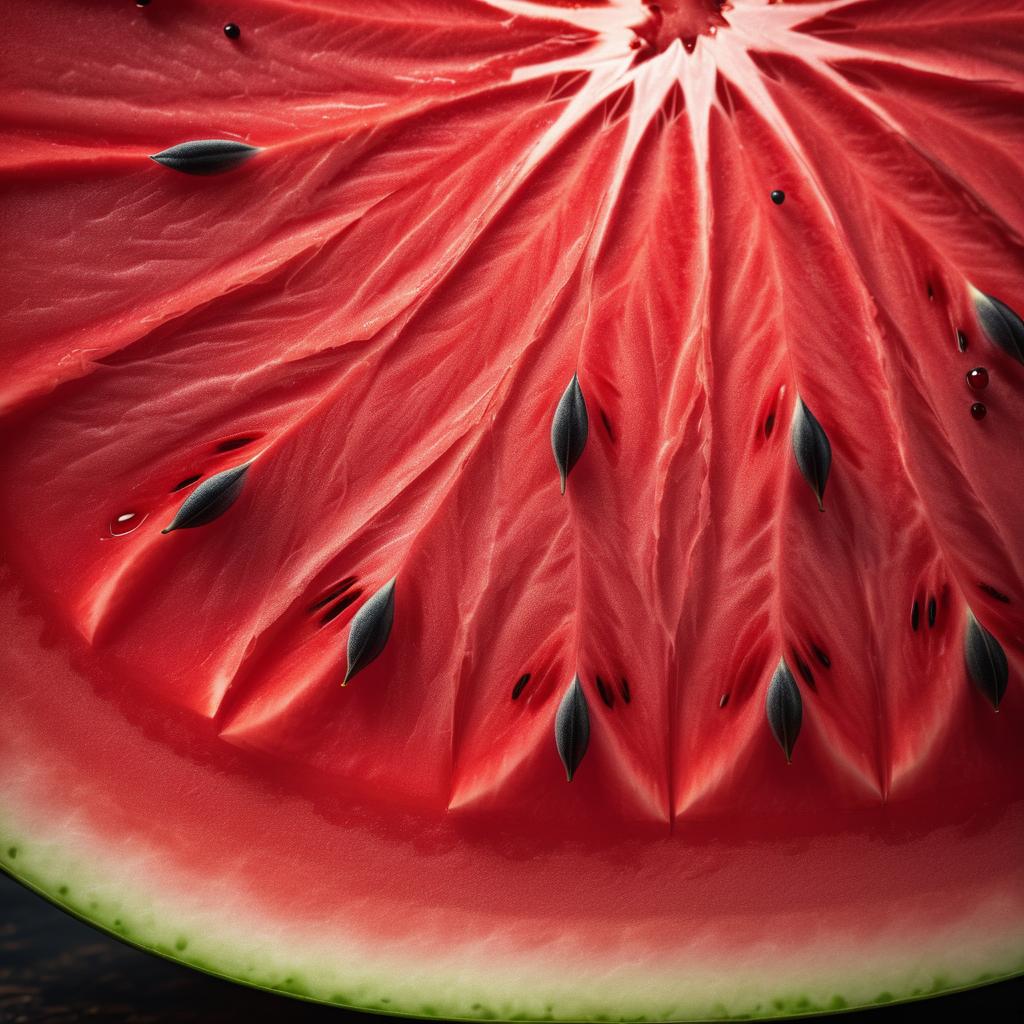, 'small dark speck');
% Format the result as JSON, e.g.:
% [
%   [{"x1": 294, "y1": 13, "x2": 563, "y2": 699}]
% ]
[
  {"x1": 979, "y1": 582, "x2": 1011, "y2": 604},
  {"x1": 926, "y1": 282, "x2": 934, "y2": 301},
  {"x1": 511, "y1": 673, "x2": 531, "y2": 700},
  {"x1": 719, "y1": 692, "x2": 729, "y2": 708},
  {"x1": 224, "y1": 23, "x2": 241, "y2": 39},
  {"x1": 619, "y1": 677, "x2": 631, "y2": 703},
  {"x1": 927, "y1": 595, "x2": 937, "y2": 628},
  {"x1": 319, "y1": 590, "x2": 361, "y2": 626},
  {"x1": 956, "y1": 329, "x2": 968, "y2": 352},
  {"x1": 136, "y1": 0, "x2": 151, "y2": 7},
  {"x1": 770, "y1": 189, "x2": 785, "y2": 205}
]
